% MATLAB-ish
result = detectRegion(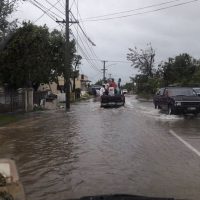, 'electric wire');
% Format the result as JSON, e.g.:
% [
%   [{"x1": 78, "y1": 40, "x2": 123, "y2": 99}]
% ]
[
  {"x1": 29, "y1": 0, "x2": 57, "y2": 21},
  {"x1": 81, "y1": 58, "x2": 132, "y2": 64},
  {"x1": 32, "y1": 0, "x2": 63, "y2": 19},
  {"x1": 33, "y1": 0, "x2": 62, "y2": 23},
  {"x1": 71, "y1": 24, "x2": 101, "y2": 70},
  {"x1": 71, "y1": 32, "x2": 102, "y2": 74},
  {"x1": 44, "y1": 0, "x2": 65, "y2": 16},
  {"x1": 70, "y1": 9, "x2": 100, "y2": 68},
  {"x1": 70, "y1": 0, "x2": 76, "y2": 11},
  {"x1": 82, "y1": 0, "x2": 199, "y2": 22},
  {"x1": 82, "y1": 0, "x2": 183, "y2": 20},
  {"x1": 73, "y1": 1, "x2": 101, "y2": 62}
]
